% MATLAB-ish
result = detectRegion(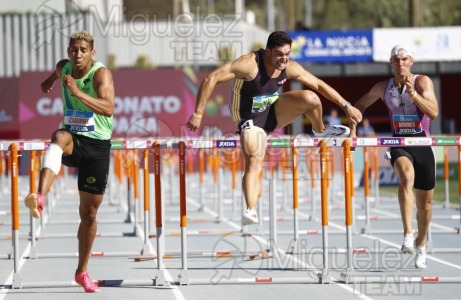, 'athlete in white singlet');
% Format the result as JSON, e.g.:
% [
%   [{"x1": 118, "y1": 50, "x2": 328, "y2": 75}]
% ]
[{"x1": 350, "y1": 45, "x2": 439, "y2": 269}]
